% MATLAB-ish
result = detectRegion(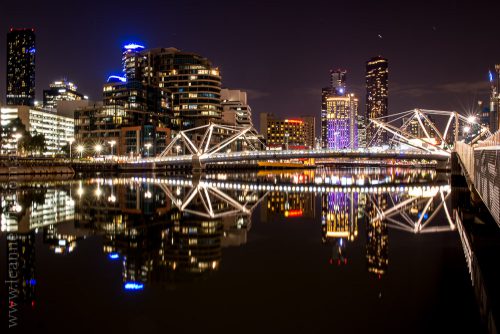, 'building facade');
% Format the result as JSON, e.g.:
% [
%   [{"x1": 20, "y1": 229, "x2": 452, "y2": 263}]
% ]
[
  {"x1": 139, "y1": 47, "x2": 222, "y2": 131},
  {"x1": 489, "y1": 66, "x2": 500, "y2": 133},
  {"x1": 300, "y1": 116, "x2": 315, "y2": 149},
  {"x1": 330, "y1": 69, "x2": 347, "y2": 96},
  {"x1": 6, "y1": 29, "x2": 36, "y2": 106},
  {"x1": 366, "y1": 56, "x2": 388, "y2": 146},
  {"x1": 221, "y1": 89, "x2": 253, "y2": 127},
  {"x1": 73, "y1": 43, "x2": 223, "y2": 156},
  {"x1": 74, "y1": 104, "x2": 170, "y2": 157},
  {"x1": 321, "y1": 69, "x2": 358, "y2": 149},
  {"x1": 324, "y1": 94, "x2": 359, "y2": 150},
  {"x1": 265, "y1": 117, "x2": 307, "y2": 150},
  {"x1": 1, "y1": 106, "x2": 74, "y2": 155},
  {"x1": 43, "y1": 79, "x2": 85, "y2": 109}
]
